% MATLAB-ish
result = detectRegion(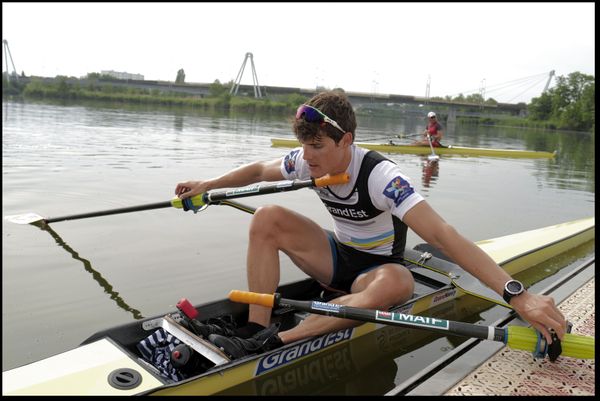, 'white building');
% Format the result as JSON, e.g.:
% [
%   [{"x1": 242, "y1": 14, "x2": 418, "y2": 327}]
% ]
[{"x1": 101, "y1": 70, "x2": 144, "y2": 80}]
